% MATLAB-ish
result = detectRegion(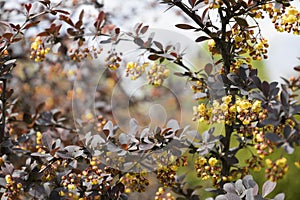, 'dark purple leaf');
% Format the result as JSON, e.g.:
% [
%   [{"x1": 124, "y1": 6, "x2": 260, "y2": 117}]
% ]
[
  {"x1": 175, "y1": 24, "x2": 196, "y2": 30},
  {"x1": 265, "y1": 132, "x2": 282, "y2": 143},
  {"x1": 134, "y1": 37, "x2": 144, "y2": 46},
  {"x1": 280, "y1": 89, "x2": 289, "y2": 107},
  {"x1": 188, "y1": 0, "x2": 197, "y2": 6},
  {"x1": 195, "y1": 36, "x2": 210, "y2": 42},
  {"x1": 235, "y1": 17, "x2": 249, "y2": 27},
  {"x1": 261, "y1": 81, "x2": 270, "y2": 97},
  {"x1": 294, "y1": 66, "x2": 300, "y2": 71},
  {"x1": 154, "y1": 41, "x2": 163, "y2": 50},
  {"x1": 42, "y1": 131, "x2": 52, "y2": 150}
]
